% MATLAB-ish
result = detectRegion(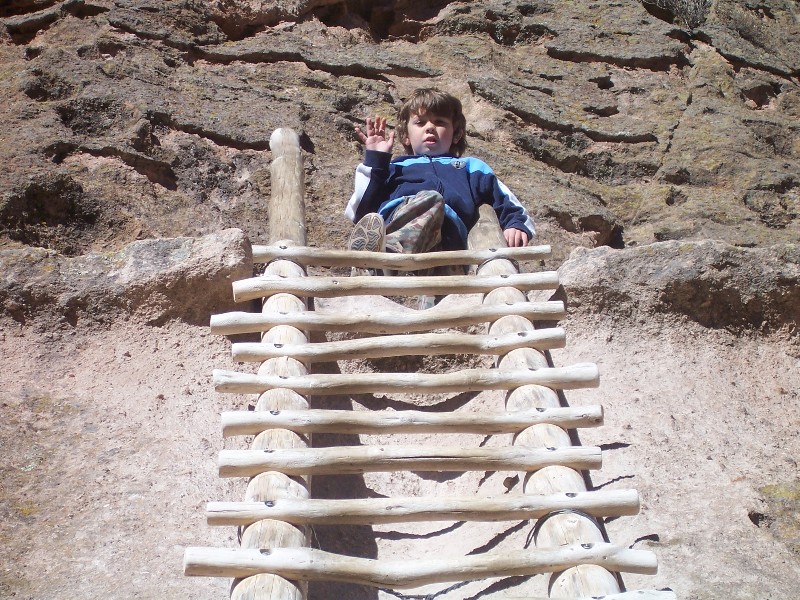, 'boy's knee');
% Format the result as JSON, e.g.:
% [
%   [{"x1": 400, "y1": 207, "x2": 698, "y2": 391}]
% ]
[{"x1": 414, "y1": 190, "x2": 444, "y2": 204}]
